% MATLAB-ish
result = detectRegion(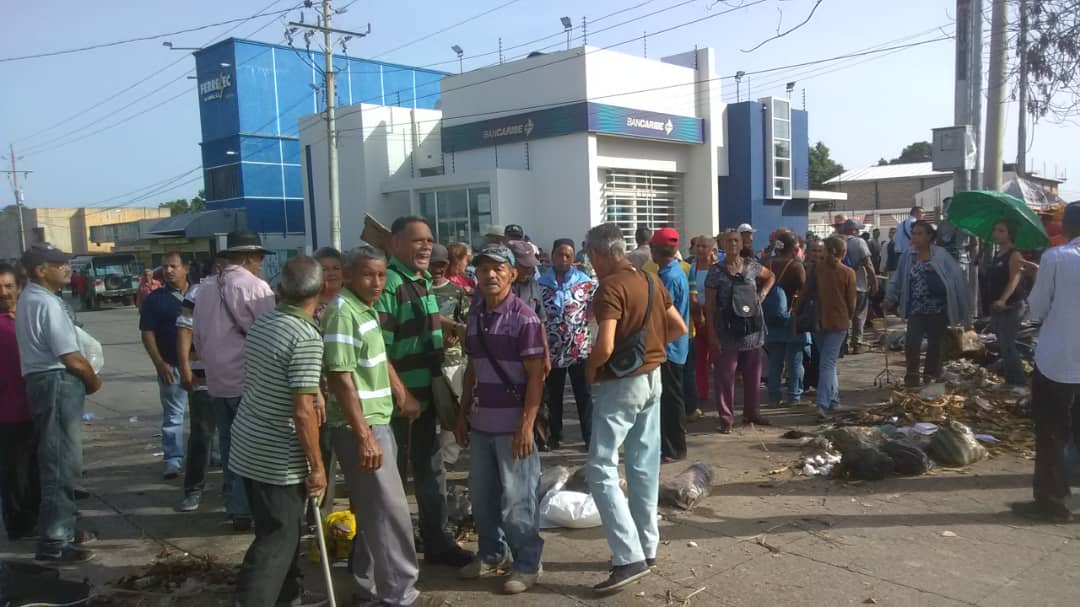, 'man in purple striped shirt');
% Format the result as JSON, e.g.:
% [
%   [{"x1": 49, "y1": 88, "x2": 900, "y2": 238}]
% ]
[{"x1": 456, "y1": 244, "x2": 546, "y2": 595}]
